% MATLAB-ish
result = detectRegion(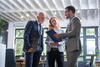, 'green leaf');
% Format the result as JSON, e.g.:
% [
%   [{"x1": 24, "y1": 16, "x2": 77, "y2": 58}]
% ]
[{"x1": 0, "y1": 19, "x2": 7, "y2": 34}]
